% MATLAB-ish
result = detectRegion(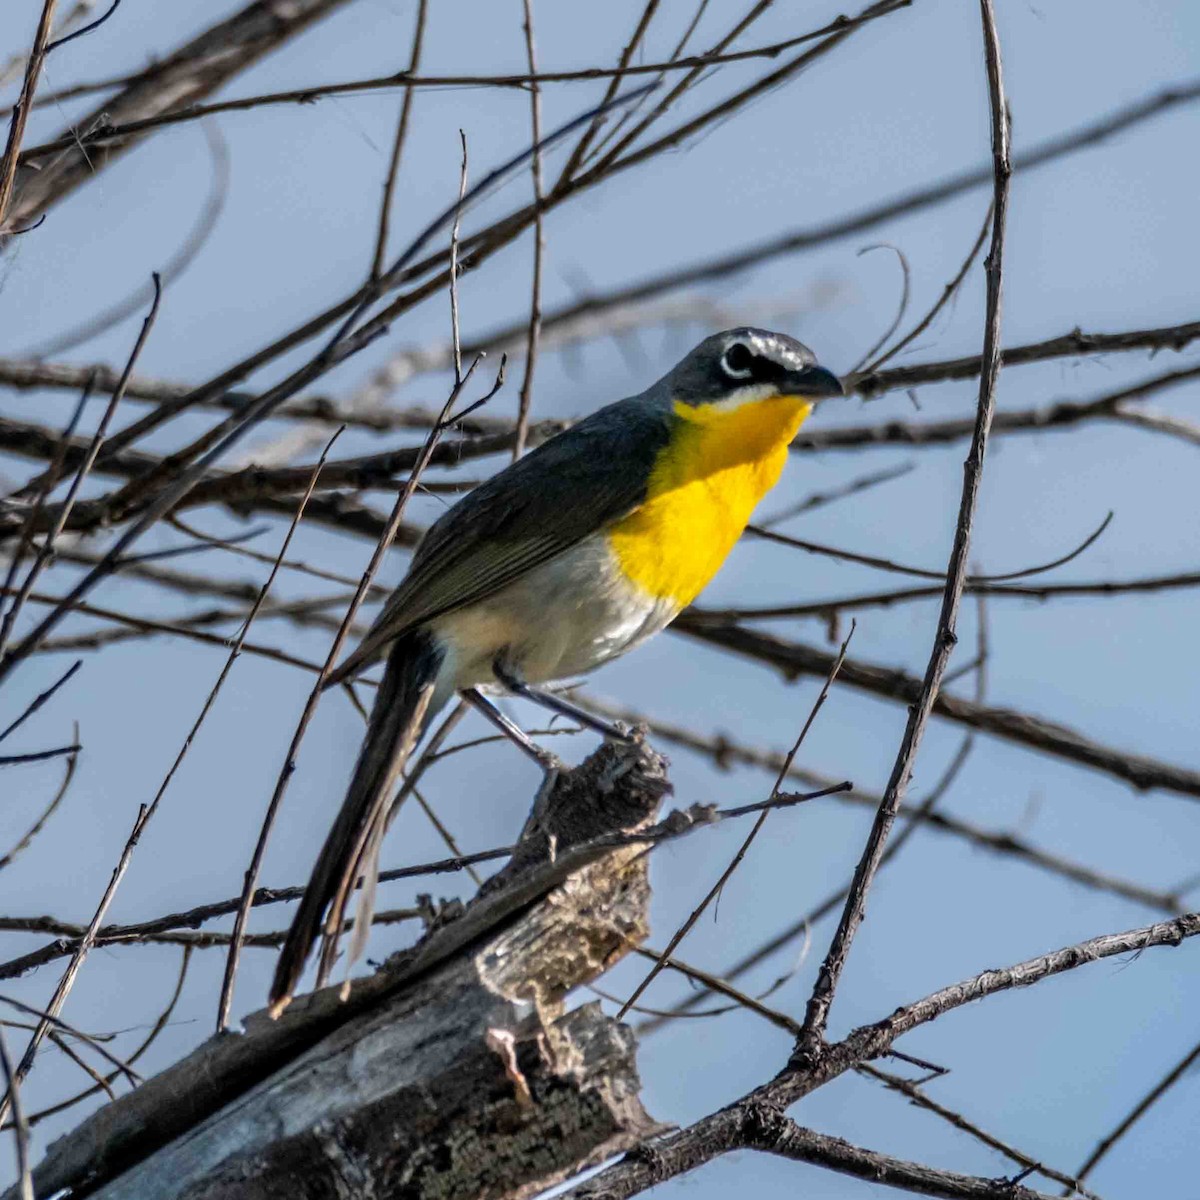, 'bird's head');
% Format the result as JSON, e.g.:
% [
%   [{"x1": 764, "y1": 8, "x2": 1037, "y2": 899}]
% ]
[{"x1": 662, "y1": 327, "x2": 844, "y2": 412}]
